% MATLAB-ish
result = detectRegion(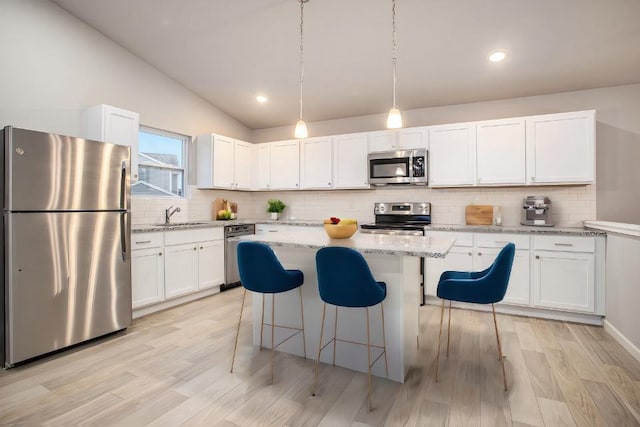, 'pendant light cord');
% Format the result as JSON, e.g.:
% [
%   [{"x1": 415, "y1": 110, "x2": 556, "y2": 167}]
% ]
[
  {"x1": 391, "y1": 0, "x2": 397, "y2": 109},
  {"x1": 299, "y1": 0, "x2": 305, "y2": 121}
]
